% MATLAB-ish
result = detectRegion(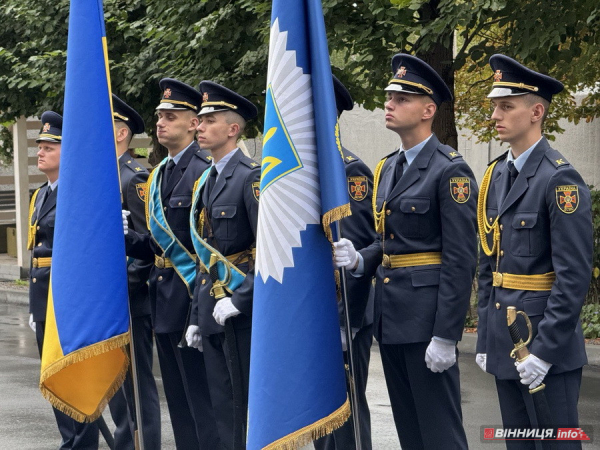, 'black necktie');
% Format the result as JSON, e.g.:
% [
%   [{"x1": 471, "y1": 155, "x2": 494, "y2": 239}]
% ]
[
  {"x1": 164, "y1": 159, "x2": 176, "y2": 185},
  {"x1": 394, "y1": 151, "x2": 407, "y2": 185},
  {"x1": 205, "y1": 166, "x2": 218, "y2": 198},
  {"x1": 507, "y1": 160, "x2": 519, "y2": 189},
  {"x1": 41, "y1": 187, "x2": 52, "y2": 206}
]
